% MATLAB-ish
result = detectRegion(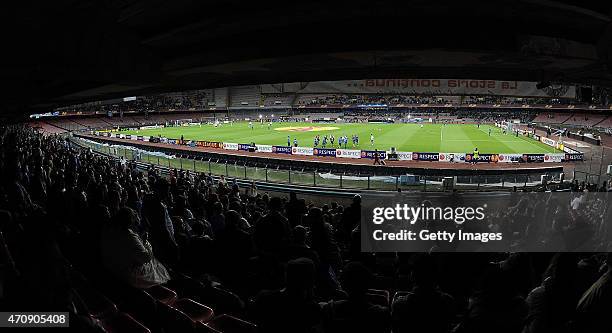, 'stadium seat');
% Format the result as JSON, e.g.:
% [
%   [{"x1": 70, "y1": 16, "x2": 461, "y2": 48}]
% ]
[
  {"x1": 366, "y1": 289, "x2": 390, "y2": 307},
  {"x1": 367, "y1": 288, "x2": 390, "y2": 302},
  {"x1": 145, "y1": 285, "x2": 178, "y2": 305},
  {"x1": 194, "y1": 322, "x2": 222, "y2": 333},
  {"x1": 101, "y1": 312, "x2": 151, "y2": 333},
  {"x1": 157, "y1": 301, "x2": 195, "y2": 332},
  {"x1": 76, "y1": 286, "x2": 118, "y2": 319},
  {"x1": 205, "y1": 314, "x2": 257, "y2": 333},
  {"x1": 392, "y1": 290, "x2": 410, "y2": 303},
  {"x1": 173, "y1": 298, "x2": 215, "y2": 324},
  {"x1": 120, "y1": 288, "x2": 159, "y2": 330}
]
